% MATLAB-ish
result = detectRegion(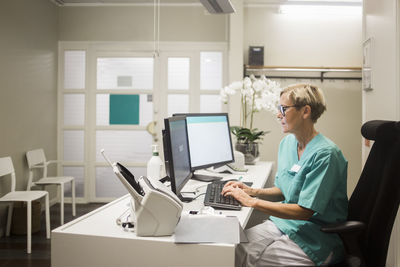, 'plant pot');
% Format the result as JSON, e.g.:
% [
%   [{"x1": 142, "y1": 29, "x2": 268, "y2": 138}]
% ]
[{"x1": 235, "y1": 142, "x2": 259, "y2": 165}]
